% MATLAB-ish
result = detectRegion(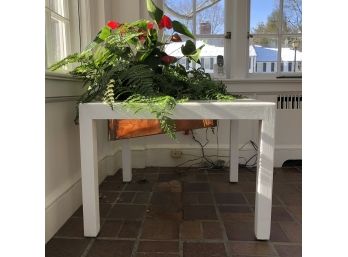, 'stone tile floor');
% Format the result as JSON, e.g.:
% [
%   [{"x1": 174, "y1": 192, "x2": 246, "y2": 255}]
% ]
[{"x1": 46, "y1": 166, "x2": 302, "y2": 257}]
